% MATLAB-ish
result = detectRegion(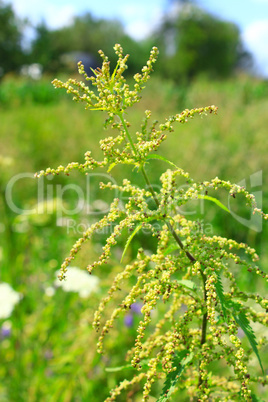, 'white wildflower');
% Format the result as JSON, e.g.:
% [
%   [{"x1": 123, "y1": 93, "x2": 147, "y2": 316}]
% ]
[
  {"x1": 45, "y1": 286, "x2": 56, "y2": 297},
  {"x1": 0, "y1": 283, "x2": 22, "y2": 319},
  {"x1": 54, "y1": 267, "x2": 99, "y2": 298},
  {"x1": 92, "y1": 199, "x2": 109, "y2": 212}
]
